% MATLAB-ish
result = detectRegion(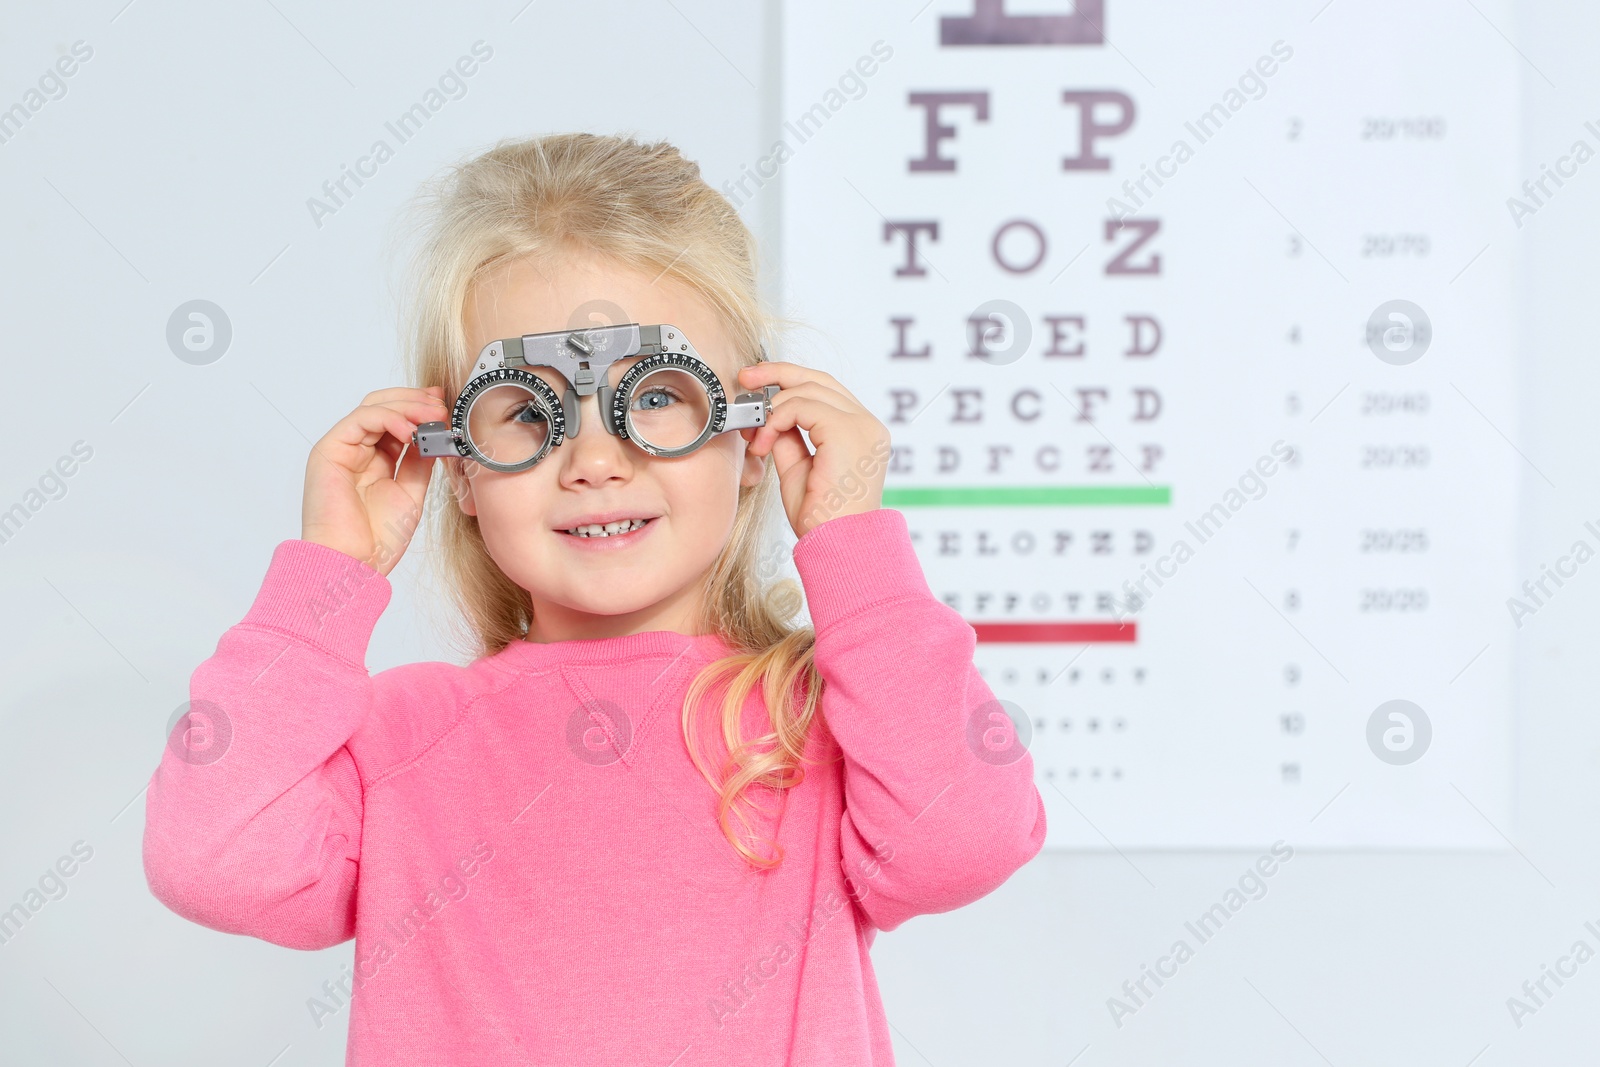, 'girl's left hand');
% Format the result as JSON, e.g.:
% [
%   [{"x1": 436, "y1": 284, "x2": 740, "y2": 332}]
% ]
[{"x1": 737, "y1": 361, "x2": 892, "y2": 540}]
